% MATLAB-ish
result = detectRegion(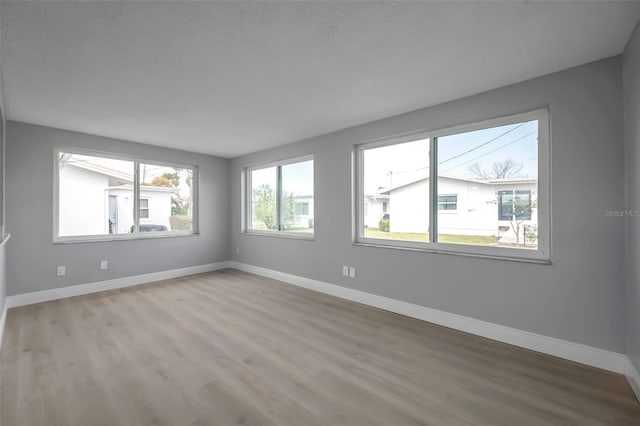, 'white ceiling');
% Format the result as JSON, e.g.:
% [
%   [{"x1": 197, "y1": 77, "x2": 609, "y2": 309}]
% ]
[{"x1": 3, "y1": 1, "x2": 640, "y2": 158}]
